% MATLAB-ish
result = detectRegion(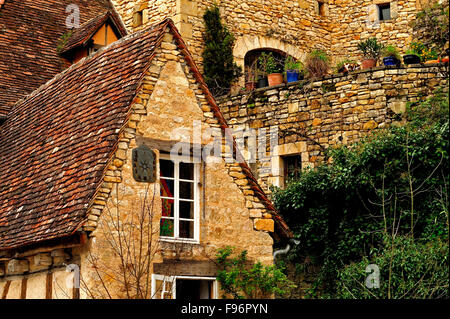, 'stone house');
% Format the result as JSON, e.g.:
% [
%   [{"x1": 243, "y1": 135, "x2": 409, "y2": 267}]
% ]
[
  {"x1": 0, "y1": 3, "x2": 291, "y2": 298},
  {"x1": 111, "y1": 0, "x2": 435, "y2": 86}
]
